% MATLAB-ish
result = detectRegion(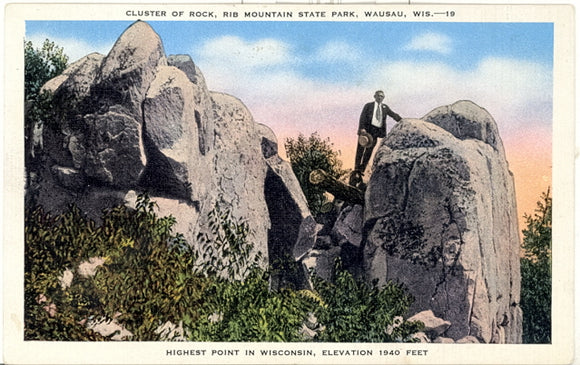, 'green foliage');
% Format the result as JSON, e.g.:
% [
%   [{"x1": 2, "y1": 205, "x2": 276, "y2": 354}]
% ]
[
  {"x1": 312, "y1": 260, "x2": 423, "y2": 342},
  {"x1": 520, "y1": 188, "x2": 552, "y2": 344},
  {"x1": 284, "y1": 133, "x2": 348, "y2": 217},
  {"x1": 24, "y1": 39, "x2": 69, "y2": 131},
  {"x1": 187, "y1": 269, "x2": 315, "y2": 342},
  {"x1": 25, "y1": 194, "x2": 421, "y2": 342},
  {"x1": 25, "y1": 39, "x2": 68, "y2": 101},
  {"x1": 25, "y1": 205, "x2": 104, "y2": 340},
  {"x1": 25, "y1": 193, "x2": 207, "y2": 340},
  {"x1": 25, "y1": 207, "x2": 101, "y2": 340},
  {"x1": 195, "y1": 203, "x2": 263, "y2": 280},
  {"x1": 24, "y1": 39, "x2": 69, "y2": 161},
  {"x1": 90, "y1": 194, "x2": 206, "y2": 340},
  {"x1": 187, "y1": 202, "x2": 312, "y2": 341}
]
